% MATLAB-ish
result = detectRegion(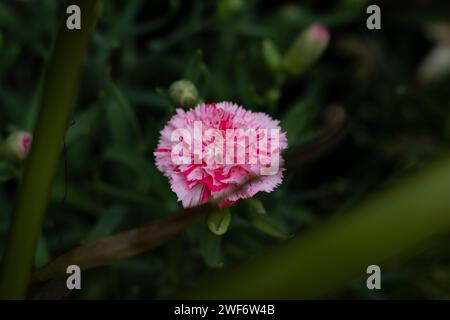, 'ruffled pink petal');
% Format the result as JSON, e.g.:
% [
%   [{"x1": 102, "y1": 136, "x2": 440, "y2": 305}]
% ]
[{"x1": 155, "y1": 102, "x2": 288, "y2": 208}]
